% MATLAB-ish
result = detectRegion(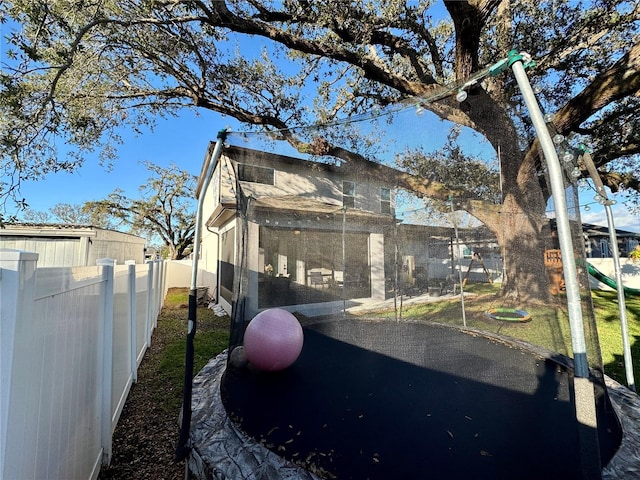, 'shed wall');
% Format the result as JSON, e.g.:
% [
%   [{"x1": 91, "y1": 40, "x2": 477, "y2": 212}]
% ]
[
  {"x1": 90, "y1": 230, "x2": 146, "y2": 265},
  {"x1": 0, "y1": 228, "x2": 146, "y2": 267},
  {"x1": 0, "y1": 237, "x2": 83, "y2": 266}
]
